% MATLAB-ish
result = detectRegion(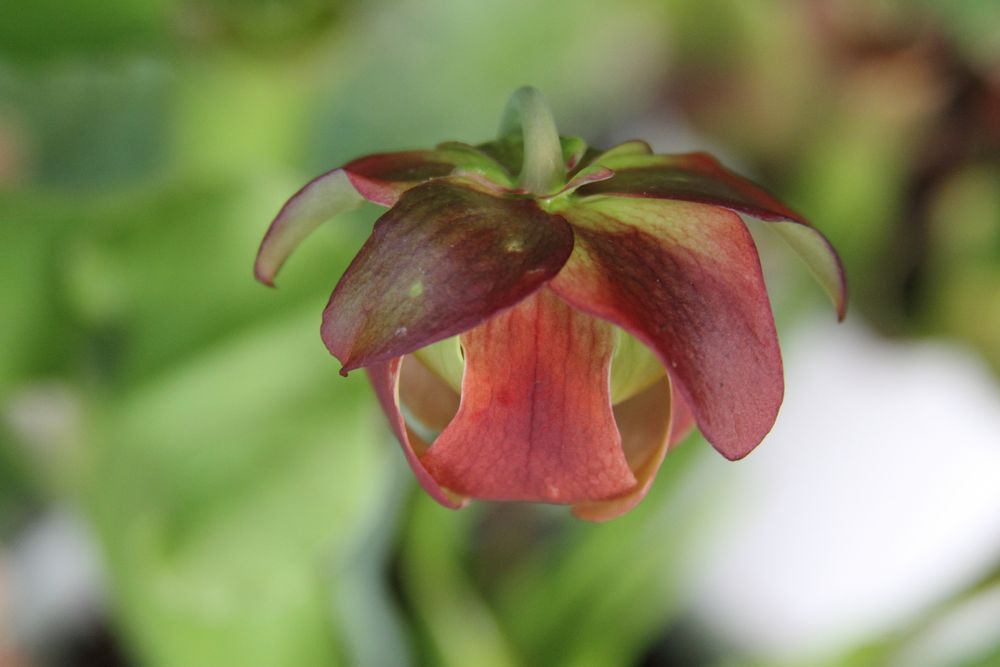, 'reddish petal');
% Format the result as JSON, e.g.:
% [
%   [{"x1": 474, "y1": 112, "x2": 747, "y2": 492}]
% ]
[
  {"x1": 255, "y1": 168, "x2": 365, "y2": 286},
  {"x1": 323, "y1": 181, "x2": 574, "y2": 372},
  {"x1": 342, "y1": 151, "x2": 459, "y2": 205},
  {"x1": 422, "y1": 289, "x2": 637, "y2": 503},
  {"x1": 578, "y1": 152, "x2": 802, "y2": 219},
  {"x1": 367, "y1": 359, "x2": 465, "y2": 509},
  {"x1": 573, "y1": 378, "x2": 673, "y2": 521},
  {"x1": 550, "y1": 199, "x2": 783, "y2": 460},
  {"x1": 347, "y1": 144, "x2": 512, "y2": 205},
  {"x1": 578, "y1": 152, "x2": 847, "y2": 319},
  {"x1": 255, "y1": 146, "x2": 510, "y2": 285}
]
